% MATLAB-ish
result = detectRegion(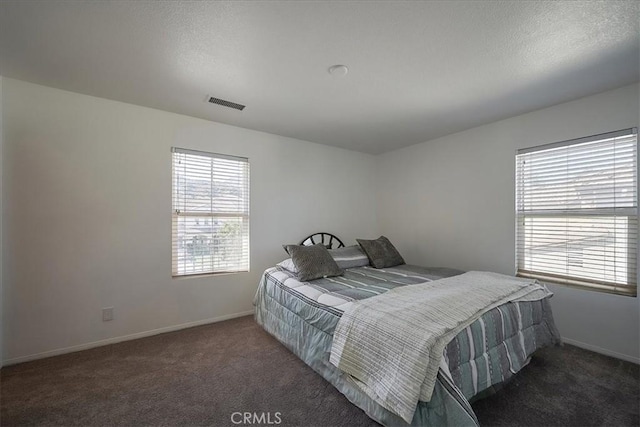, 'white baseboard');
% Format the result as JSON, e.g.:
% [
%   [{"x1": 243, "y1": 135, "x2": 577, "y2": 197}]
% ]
[
  {"x1": 561, "y1": 337, "x2": 639, "y2": 364},
  {"x1": 6, "y1": 315, "x2": 637, "y2": 367},
  {"x1": 3, "y1": 310, "x2": 254, "y2": 367}
]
